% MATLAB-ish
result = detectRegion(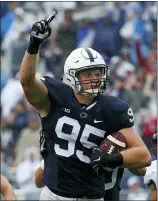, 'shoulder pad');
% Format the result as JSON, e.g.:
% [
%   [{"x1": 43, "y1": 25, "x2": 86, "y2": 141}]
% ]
[
  {"x1": 99, "y1": 95, "x2": 134, "y2": 133},
  {"x1": 40, "y1": 76, "x2": 73, "y2": 105}
]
